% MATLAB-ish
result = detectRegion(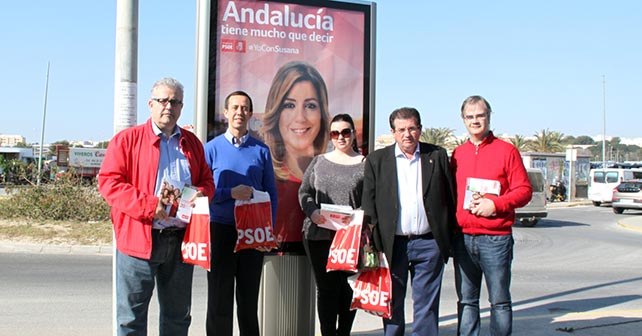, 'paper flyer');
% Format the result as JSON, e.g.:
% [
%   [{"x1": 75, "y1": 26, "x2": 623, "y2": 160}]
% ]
[
  {"x1": 463, "y1": 178, "x2": 501, "y2": 210},
  {"x1": 176, "y1": 185, "x2": 199, "y2": 223},
  {"x1": 319, "y1": 204, "x2": 362, "y2": 231}
]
